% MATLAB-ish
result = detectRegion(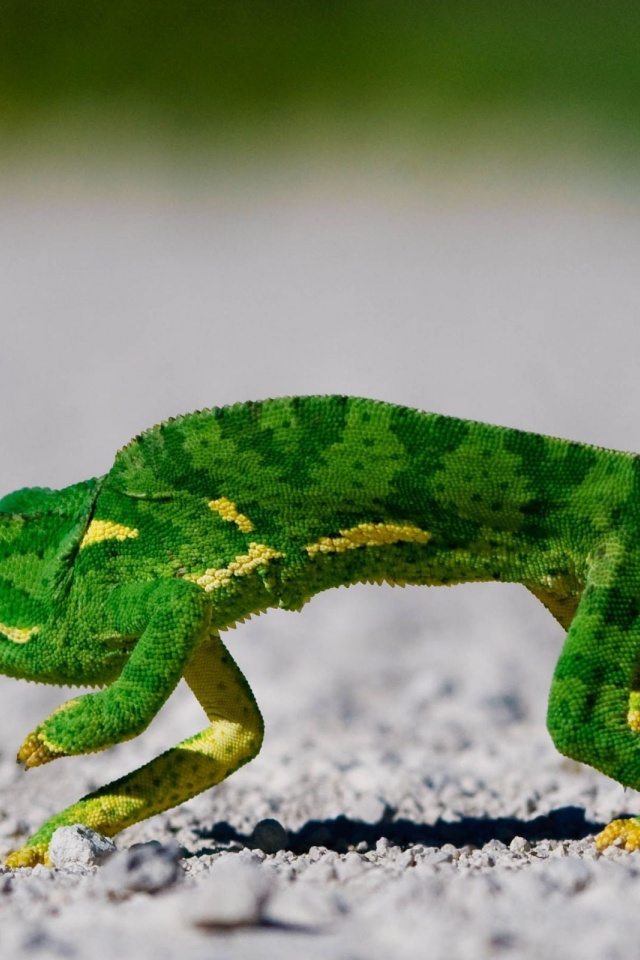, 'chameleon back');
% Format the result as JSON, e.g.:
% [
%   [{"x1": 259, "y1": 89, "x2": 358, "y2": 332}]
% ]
[{"x1": 99, "y1": 396, "x2": 636, "y2": 618}]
